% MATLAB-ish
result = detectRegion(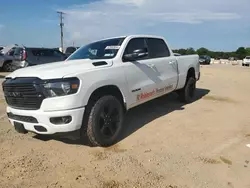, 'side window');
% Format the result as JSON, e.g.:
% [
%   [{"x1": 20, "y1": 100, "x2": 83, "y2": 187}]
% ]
[
  {"x1": 32, "y1": 50, "x2": 42, "y2": 56},
  {"x1": 42, "y1": 49, "x2": 54, "y2": 57},
  {"x1": 53, "y1": 50, "x2": 64, "y2": 57},
  {"x1": 147, "y1": 38, "x2": 170, "y2": 58},
  {"x1": 123, "y1": 38, "x2": 148, "y2": 59}
]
